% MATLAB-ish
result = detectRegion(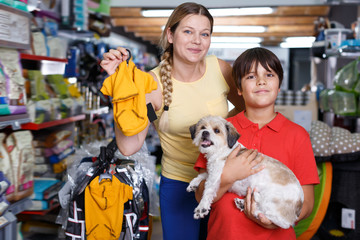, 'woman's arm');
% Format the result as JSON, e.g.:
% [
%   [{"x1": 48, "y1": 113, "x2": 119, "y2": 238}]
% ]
[
  {"x1": 100, "y1": 47, "x2": 163, "y2": 156},
  {"x1": 218, "y1": 58, "x2": 245, "y2": 116}
]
